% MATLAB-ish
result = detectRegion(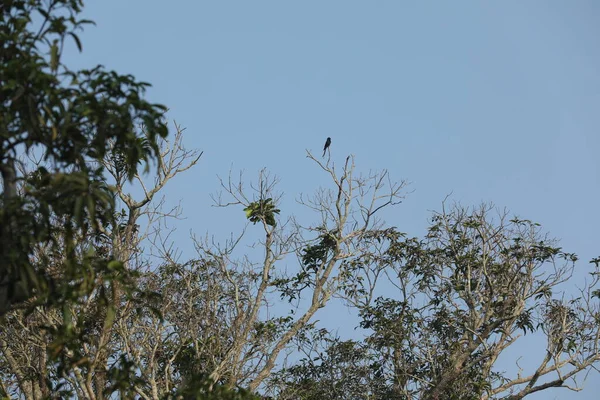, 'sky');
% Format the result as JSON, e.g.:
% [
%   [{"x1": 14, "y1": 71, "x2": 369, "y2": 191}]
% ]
[{"x1": 62, "y1": 1, "x2": 600, "y2": 398}]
